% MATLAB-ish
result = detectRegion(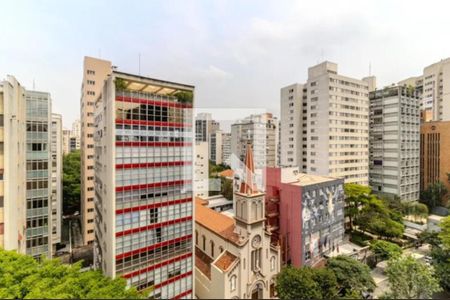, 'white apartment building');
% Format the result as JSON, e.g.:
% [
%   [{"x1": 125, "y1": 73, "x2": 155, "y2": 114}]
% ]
[
  {"x1": 231, "y1": 113, "x2": 277, "y2": 170},
  {"x1": 51, "y1": 114, "x2": 63, "y2": 248},
  {"x1": 195, "y1": 141, "x2": 209, "y2": 198},
  {"x1": 209, "y1": 130, "x2": 223, "y2": 165},
  {"x1": 195, "y1": 113, "x2": 220, "y2": 143},
  {"x1": 280, "y1": 61, "x2": 375, "y2": 185},
  {"x1": 94, "y1": 71, "x2": 194, "y2": 299},
  {"x1": 221, "y1": 132, "x2": 232, "y2": 165},
  {"x1": 369, "y1": 86, "x2": 420, "y2": 201},
  {"x1": 80, "y1": 56, "x2": 112, "y2": 245},
  {"x1": 399, "y1": 58, "x2": 450, "y2": 122}
]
